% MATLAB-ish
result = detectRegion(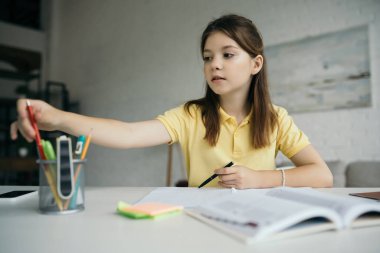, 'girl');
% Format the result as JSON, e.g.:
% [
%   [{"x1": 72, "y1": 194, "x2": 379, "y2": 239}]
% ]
[{"x1": 10, "y1": 14, "x2": 333, "y2": 189}]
